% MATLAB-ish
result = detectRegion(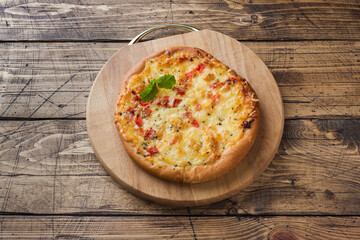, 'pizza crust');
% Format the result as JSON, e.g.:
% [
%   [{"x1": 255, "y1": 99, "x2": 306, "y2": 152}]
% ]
[{"x1": 115, "y1": 46, "x2": 260, "y2": 183}]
